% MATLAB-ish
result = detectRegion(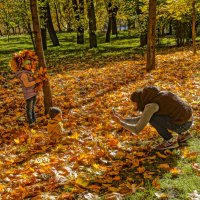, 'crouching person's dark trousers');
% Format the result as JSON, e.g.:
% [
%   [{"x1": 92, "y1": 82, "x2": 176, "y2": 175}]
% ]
[
  {"x1": 149, "y1": 115, "x2": 193, "y2": 140},
  {"x1": 26, "y1": 95, "x2": 36, "y2": 125}
]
